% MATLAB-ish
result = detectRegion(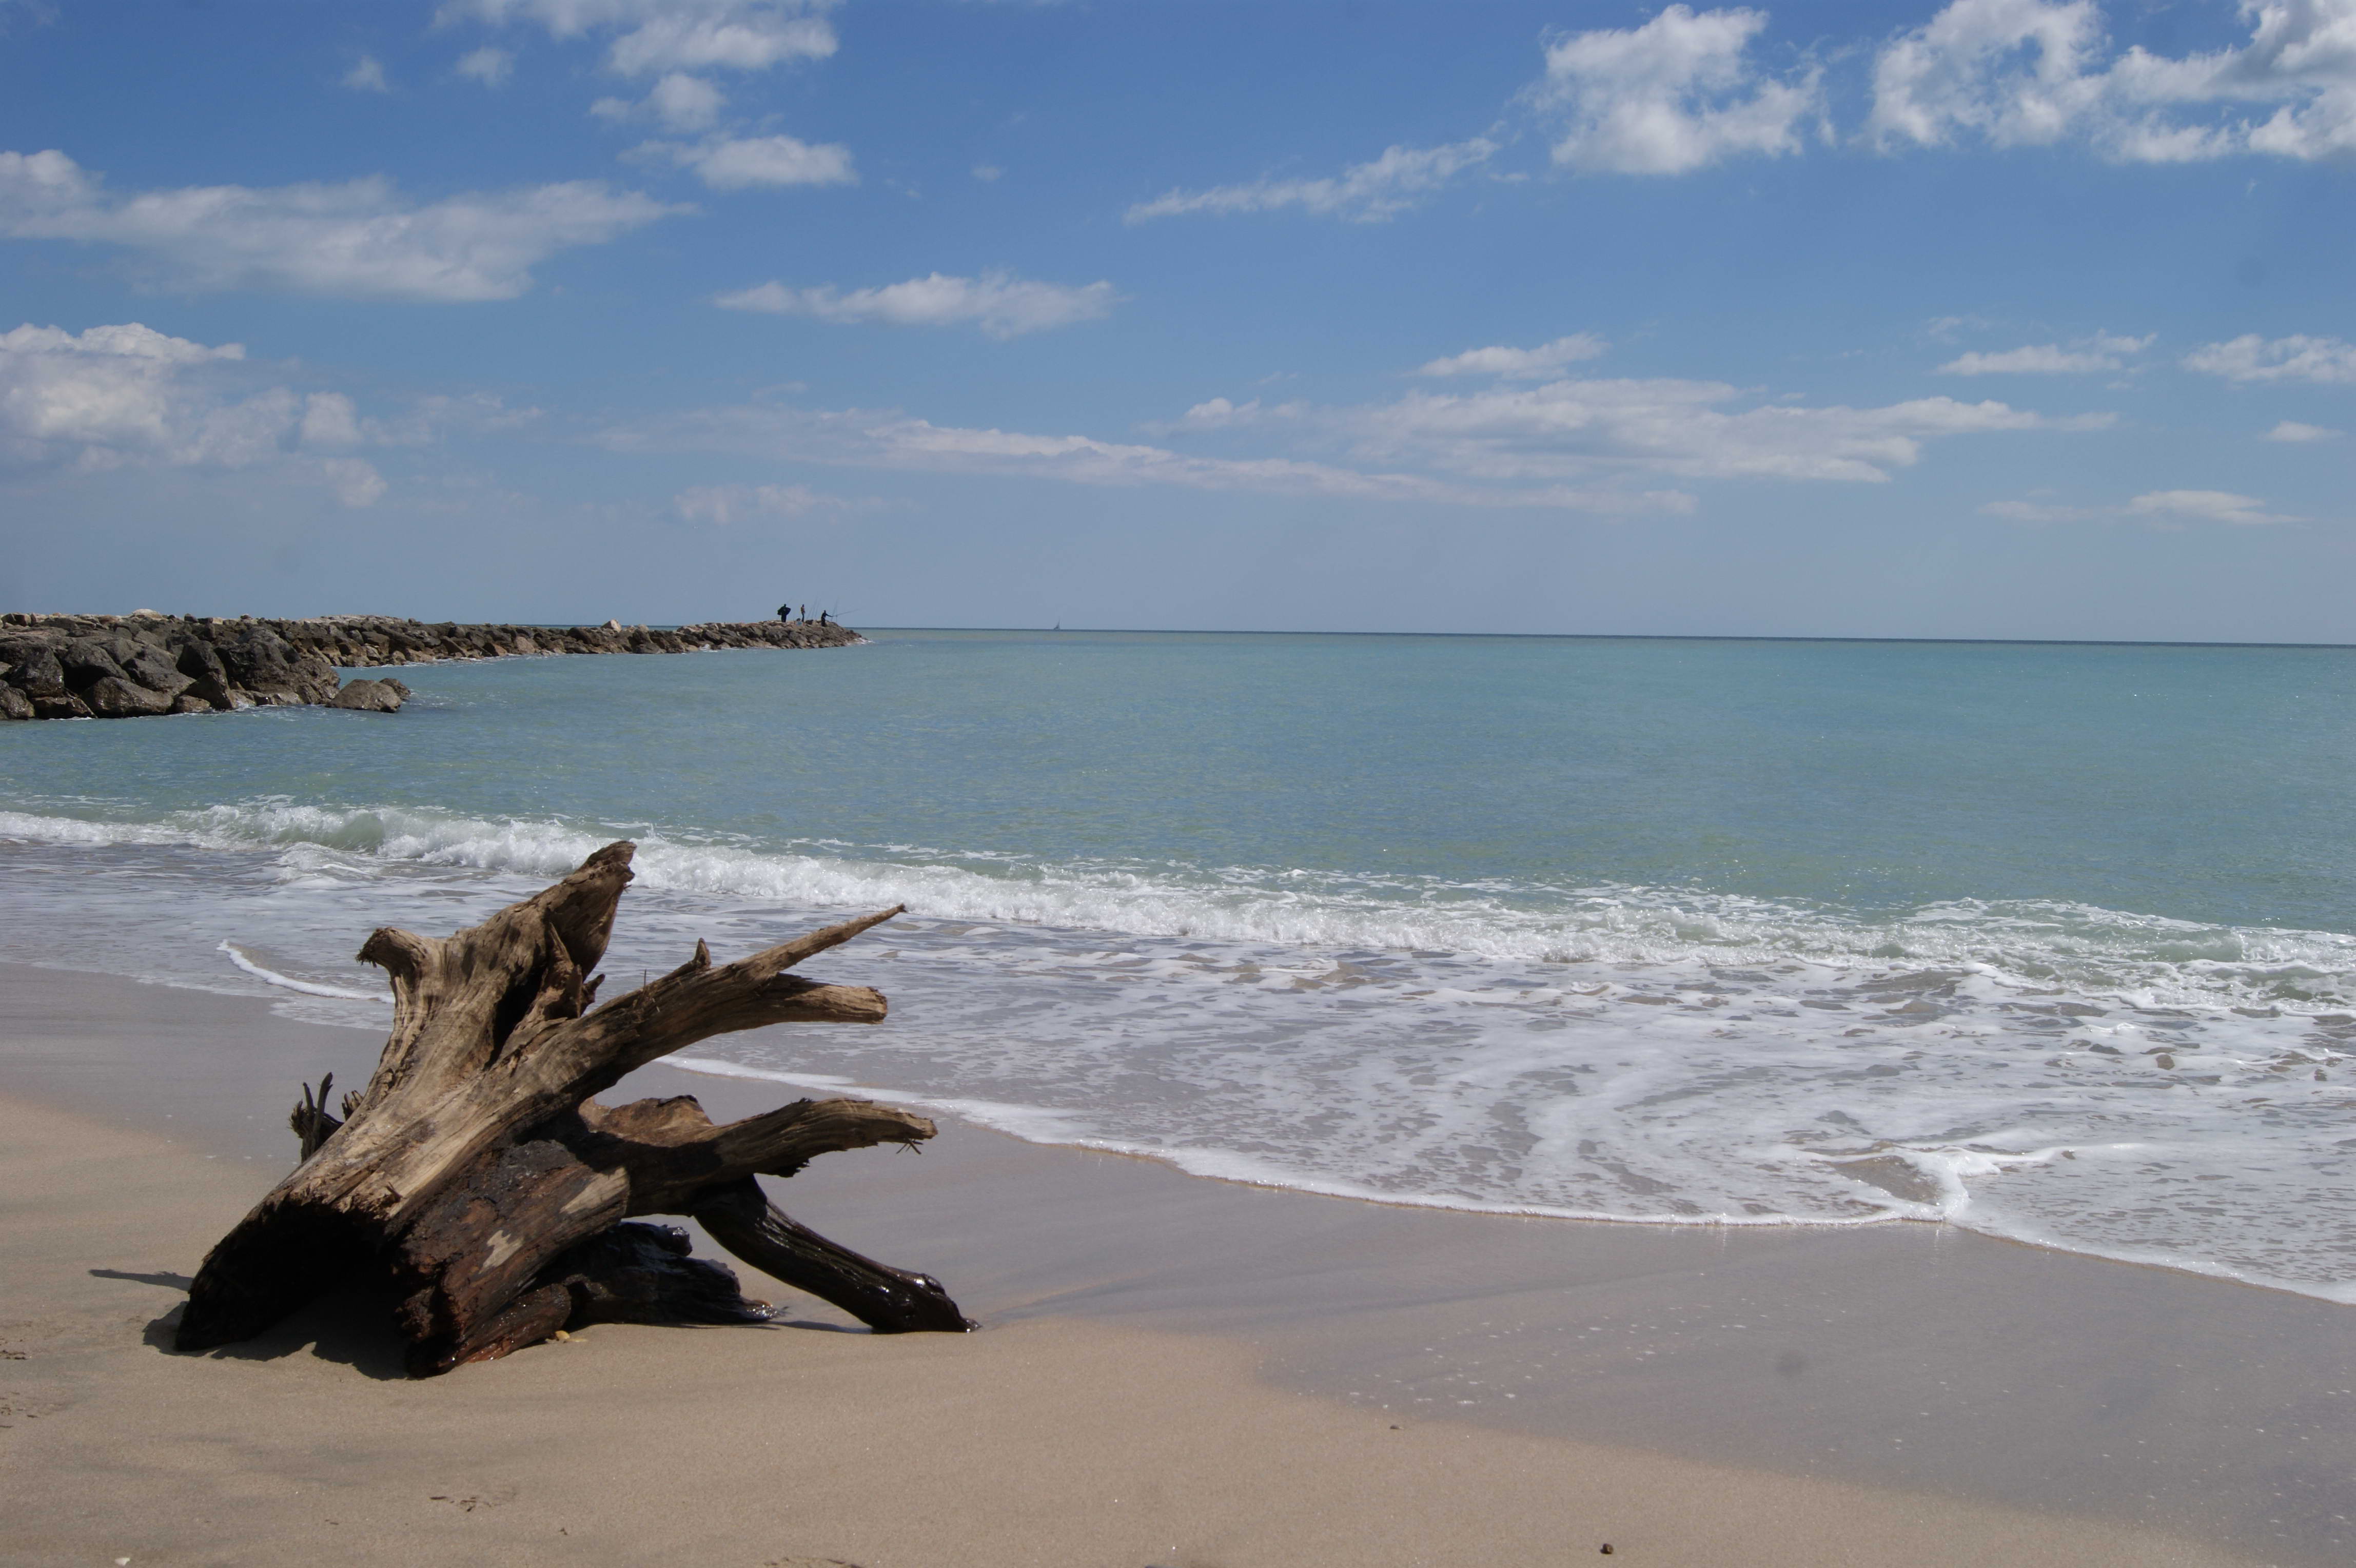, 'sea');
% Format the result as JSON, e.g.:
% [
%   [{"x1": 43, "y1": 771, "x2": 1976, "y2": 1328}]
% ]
[{"x1": 2, "y1": 629, "x2": 2351, "y2": 1303}]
